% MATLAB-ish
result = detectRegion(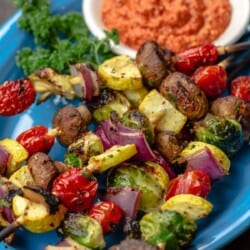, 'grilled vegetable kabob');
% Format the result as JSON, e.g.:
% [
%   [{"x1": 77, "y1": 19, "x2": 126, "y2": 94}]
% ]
[
  {"x1": 0, "y1": 63, "x2": 100, "y2": 116},
  {"x1": 0, "y1": 41, "x2": 249, "y2": 249},
  {"x1": 1, "y1": 40, "x2": 250, "y2": 117},
  {"x1": 0, "y1": 99, "x2": 140, "y2": 247},
  {"x1": 52, "y1": 56, "x2": 240, "y2": 249}
]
